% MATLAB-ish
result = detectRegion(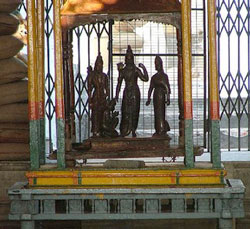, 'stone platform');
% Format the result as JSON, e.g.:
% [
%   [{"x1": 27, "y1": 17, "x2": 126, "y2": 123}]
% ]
[{"x1": 8, "y1": 179, "x2": 245, "y2": 229}]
